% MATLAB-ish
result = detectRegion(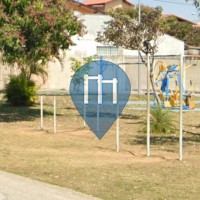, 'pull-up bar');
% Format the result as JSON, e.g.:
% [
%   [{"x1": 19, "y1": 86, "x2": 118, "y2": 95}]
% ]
[{"x1": 39, "y1": 94, "x2": 120, "y2": 152}]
